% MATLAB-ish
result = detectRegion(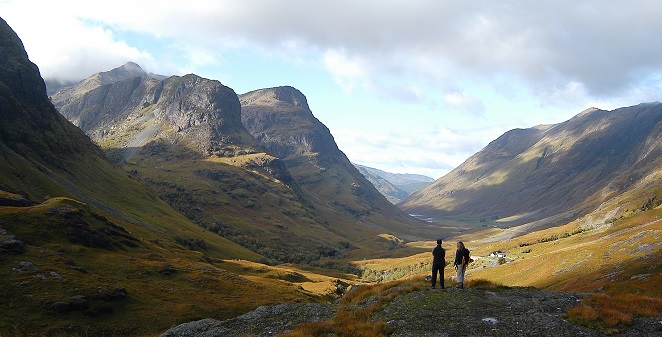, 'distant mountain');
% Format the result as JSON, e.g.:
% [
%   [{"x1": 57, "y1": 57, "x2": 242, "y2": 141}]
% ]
[
  {"x1": 354, "y1": 165, "x2": 408, "y2": 204},
  {"x1": 353, "y1": 164, "x2": 434, "y2": 204},
  {"x1": 400, "y1": 104, "x2": 662, "y2": 233}
]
